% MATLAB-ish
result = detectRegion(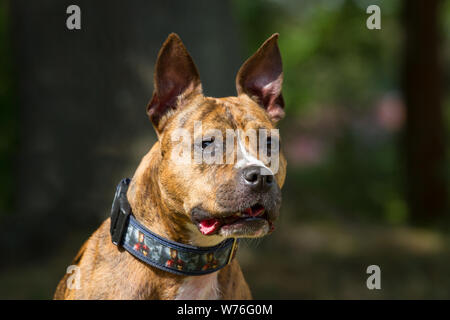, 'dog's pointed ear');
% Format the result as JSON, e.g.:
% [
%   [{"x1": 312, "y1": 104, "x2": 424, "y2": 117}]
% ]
[
  {"x1": 147, "y1": 33, "x2": 202, "y2": 132},
  {"x1": 236, "y1": 33, "x2": 284, "y2": 122}
]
